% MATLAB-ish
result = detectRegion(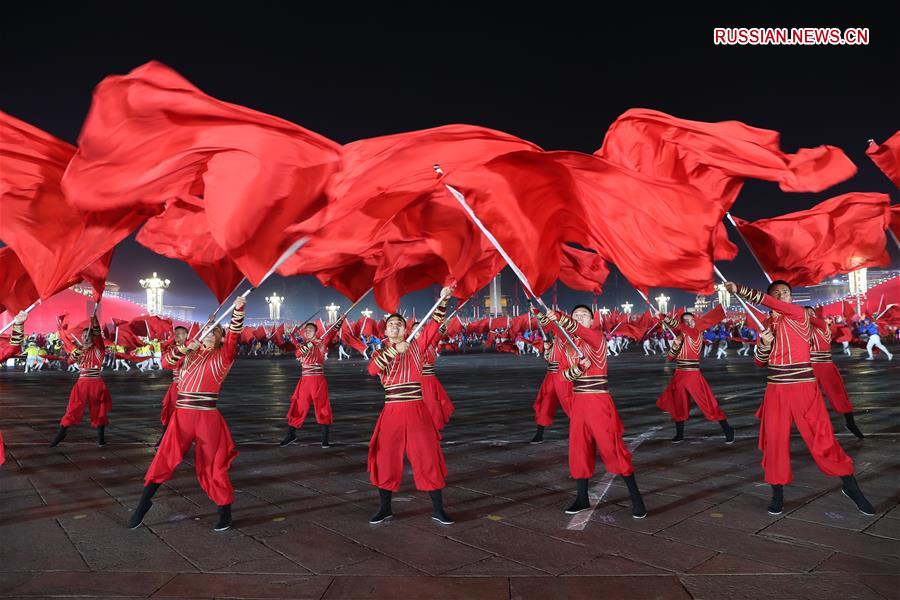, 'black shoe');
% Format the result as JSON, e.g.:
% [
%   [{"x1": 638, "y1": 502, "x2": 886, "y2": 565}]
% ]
[
  {"x1": 279, "y1": 427, "x2": 297, "y2": 447},
  {"x1": 214, "y1": 504, "x2": 232, "y2": 531},
  {"x1": 623, "y1": 474, "x2": 648, "y2": 519},
  {"x1": 844, "y1": 413, "x2": 864, "y2": 440},
  {"x1": 320, "y1": 425, "x2": 330, "y2": 448},
  {"x1": 97, "y1": 426, "x2": 107, "y2": 448},
  {"x1": 720, "y1": 420, "x2": 735, "y2": 445},
  {"x1": 841, "y1": 476, "x2": 875, "y2": 516},
  {"x1": 49, "y1": 426, "x2": 68, "y2": 447},
  {"x1": 529, "y1": 425, "x2": 545, "y2": 444},
  {"x1": 429, "y1": 489, "x2": 455, "y2": 525},
  {"x1": 565, "y1": 478, "x2": 591, "y2": 514},
  {"x1": 767, "y1": 484, "x2": 784, "y2": 515},
  {"x1": 127, "y1": 483, "x2": 160, "y2": 529},
  {"x1": 369, "y1": 488, "x2": 393, "y2": 524},
  {"x1": 154, "y1": 427, "x2": 166, "y2": 448},
  {"x1": 671, "y1": 421, "x2": 685, "y2": 444}
]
